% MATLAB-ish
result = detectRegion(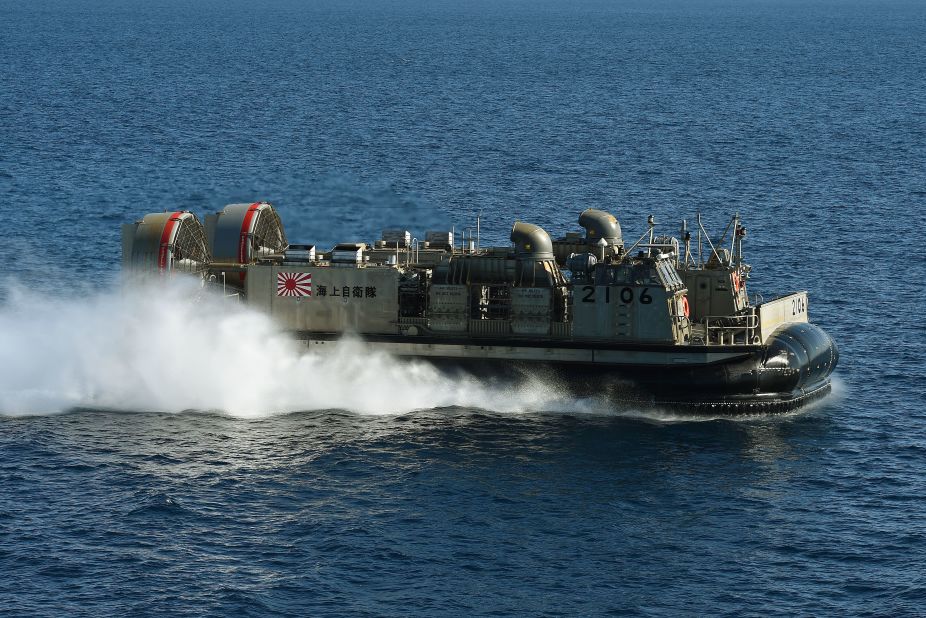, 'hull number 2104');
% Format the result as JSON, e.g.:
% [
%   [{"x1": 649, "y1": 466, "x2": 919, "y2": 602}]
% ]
[{"x1": 792, "y1": 295, "x2": 807, "y2": 316}]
